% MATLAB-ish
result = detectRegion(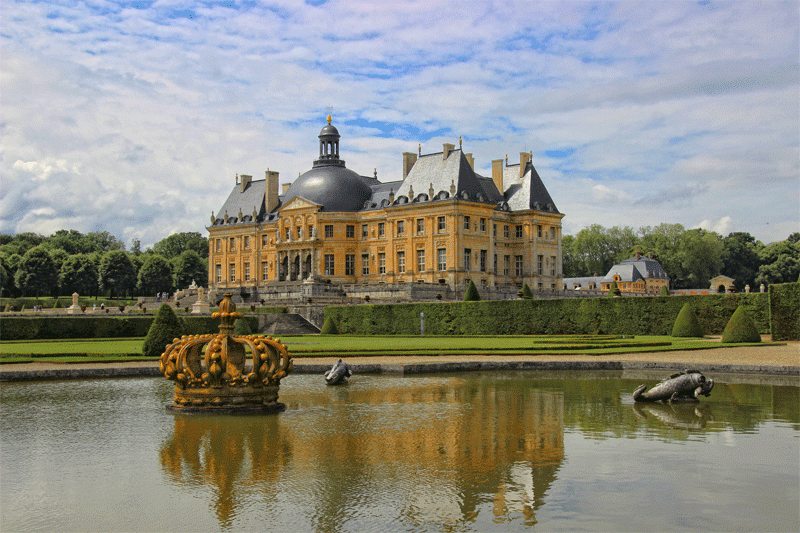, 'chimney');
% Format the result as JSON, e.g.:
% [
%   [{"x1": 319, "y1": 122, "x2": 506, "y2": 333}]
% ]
[
  {"x1": 492, "y1": 159, "x2": 504, "y2": 193},
  {"x1": 635, "y1": 251, "x2": 642, "y2": 260},
  {"x1": 443, "y1": 143, "x2": 455, "y2": 159},
  {"x1": 240, "y1": 174, "x2": 252, "y2": 192},
  {"x1": 403, "y1": 152, "x2": 417, "y2": 179},
  {"x1": 265, "y1": 170, "x2": 279, "y2": 212},
  {"x1": 465, "y1": 153, "x2": 474, "y2": 170},
  {"x1": 519, "y1": 152, "x2": 531, "y2": 178},
  {"x1": 282, "y1": 183, "x2": 291, "y2": 194},
  {"x1": 648, "y1": 252, "x2": 653, "y2": 259}
]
